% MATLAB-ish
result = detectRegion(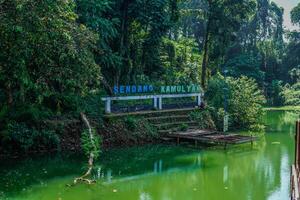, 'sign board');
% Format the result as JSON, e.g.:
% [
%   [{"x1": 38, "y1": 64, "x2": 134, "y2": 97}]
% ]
[
  {"x1": 223, "y1": 114, "x2": 229, "y2": 133},
  {"x1": 113, "y1": 84, "x2": 202, "y2": 95}
]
